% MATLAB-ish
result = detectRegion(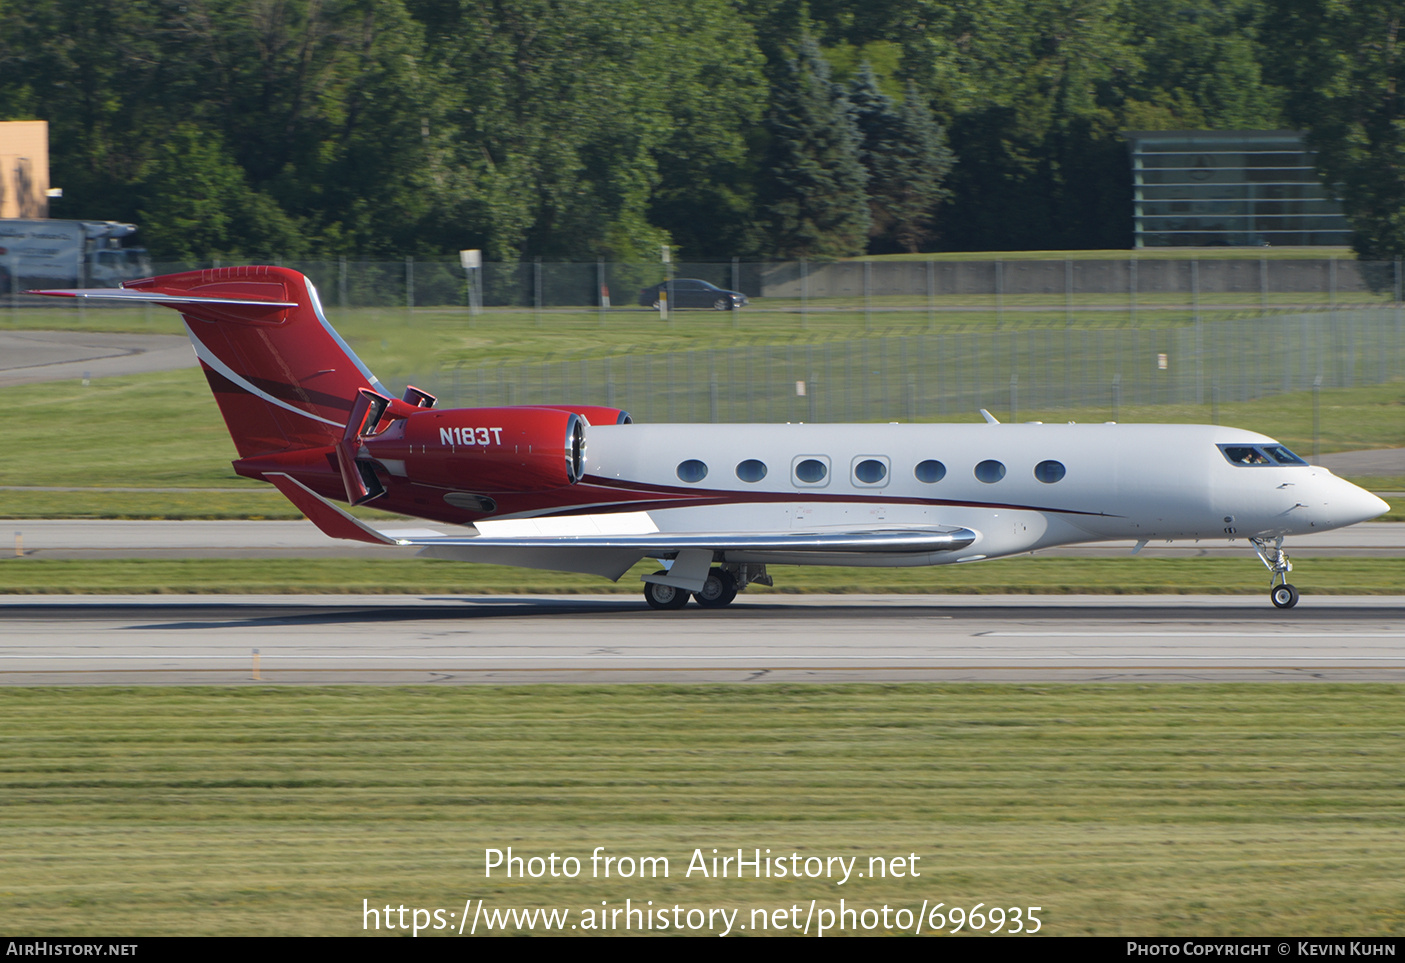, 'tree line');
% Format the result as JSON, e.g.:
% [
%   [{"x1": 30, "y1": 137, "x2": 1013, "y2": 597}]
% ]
[{"x1": 0, "y1": 0, "x2": 1398, "y2": 262}]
